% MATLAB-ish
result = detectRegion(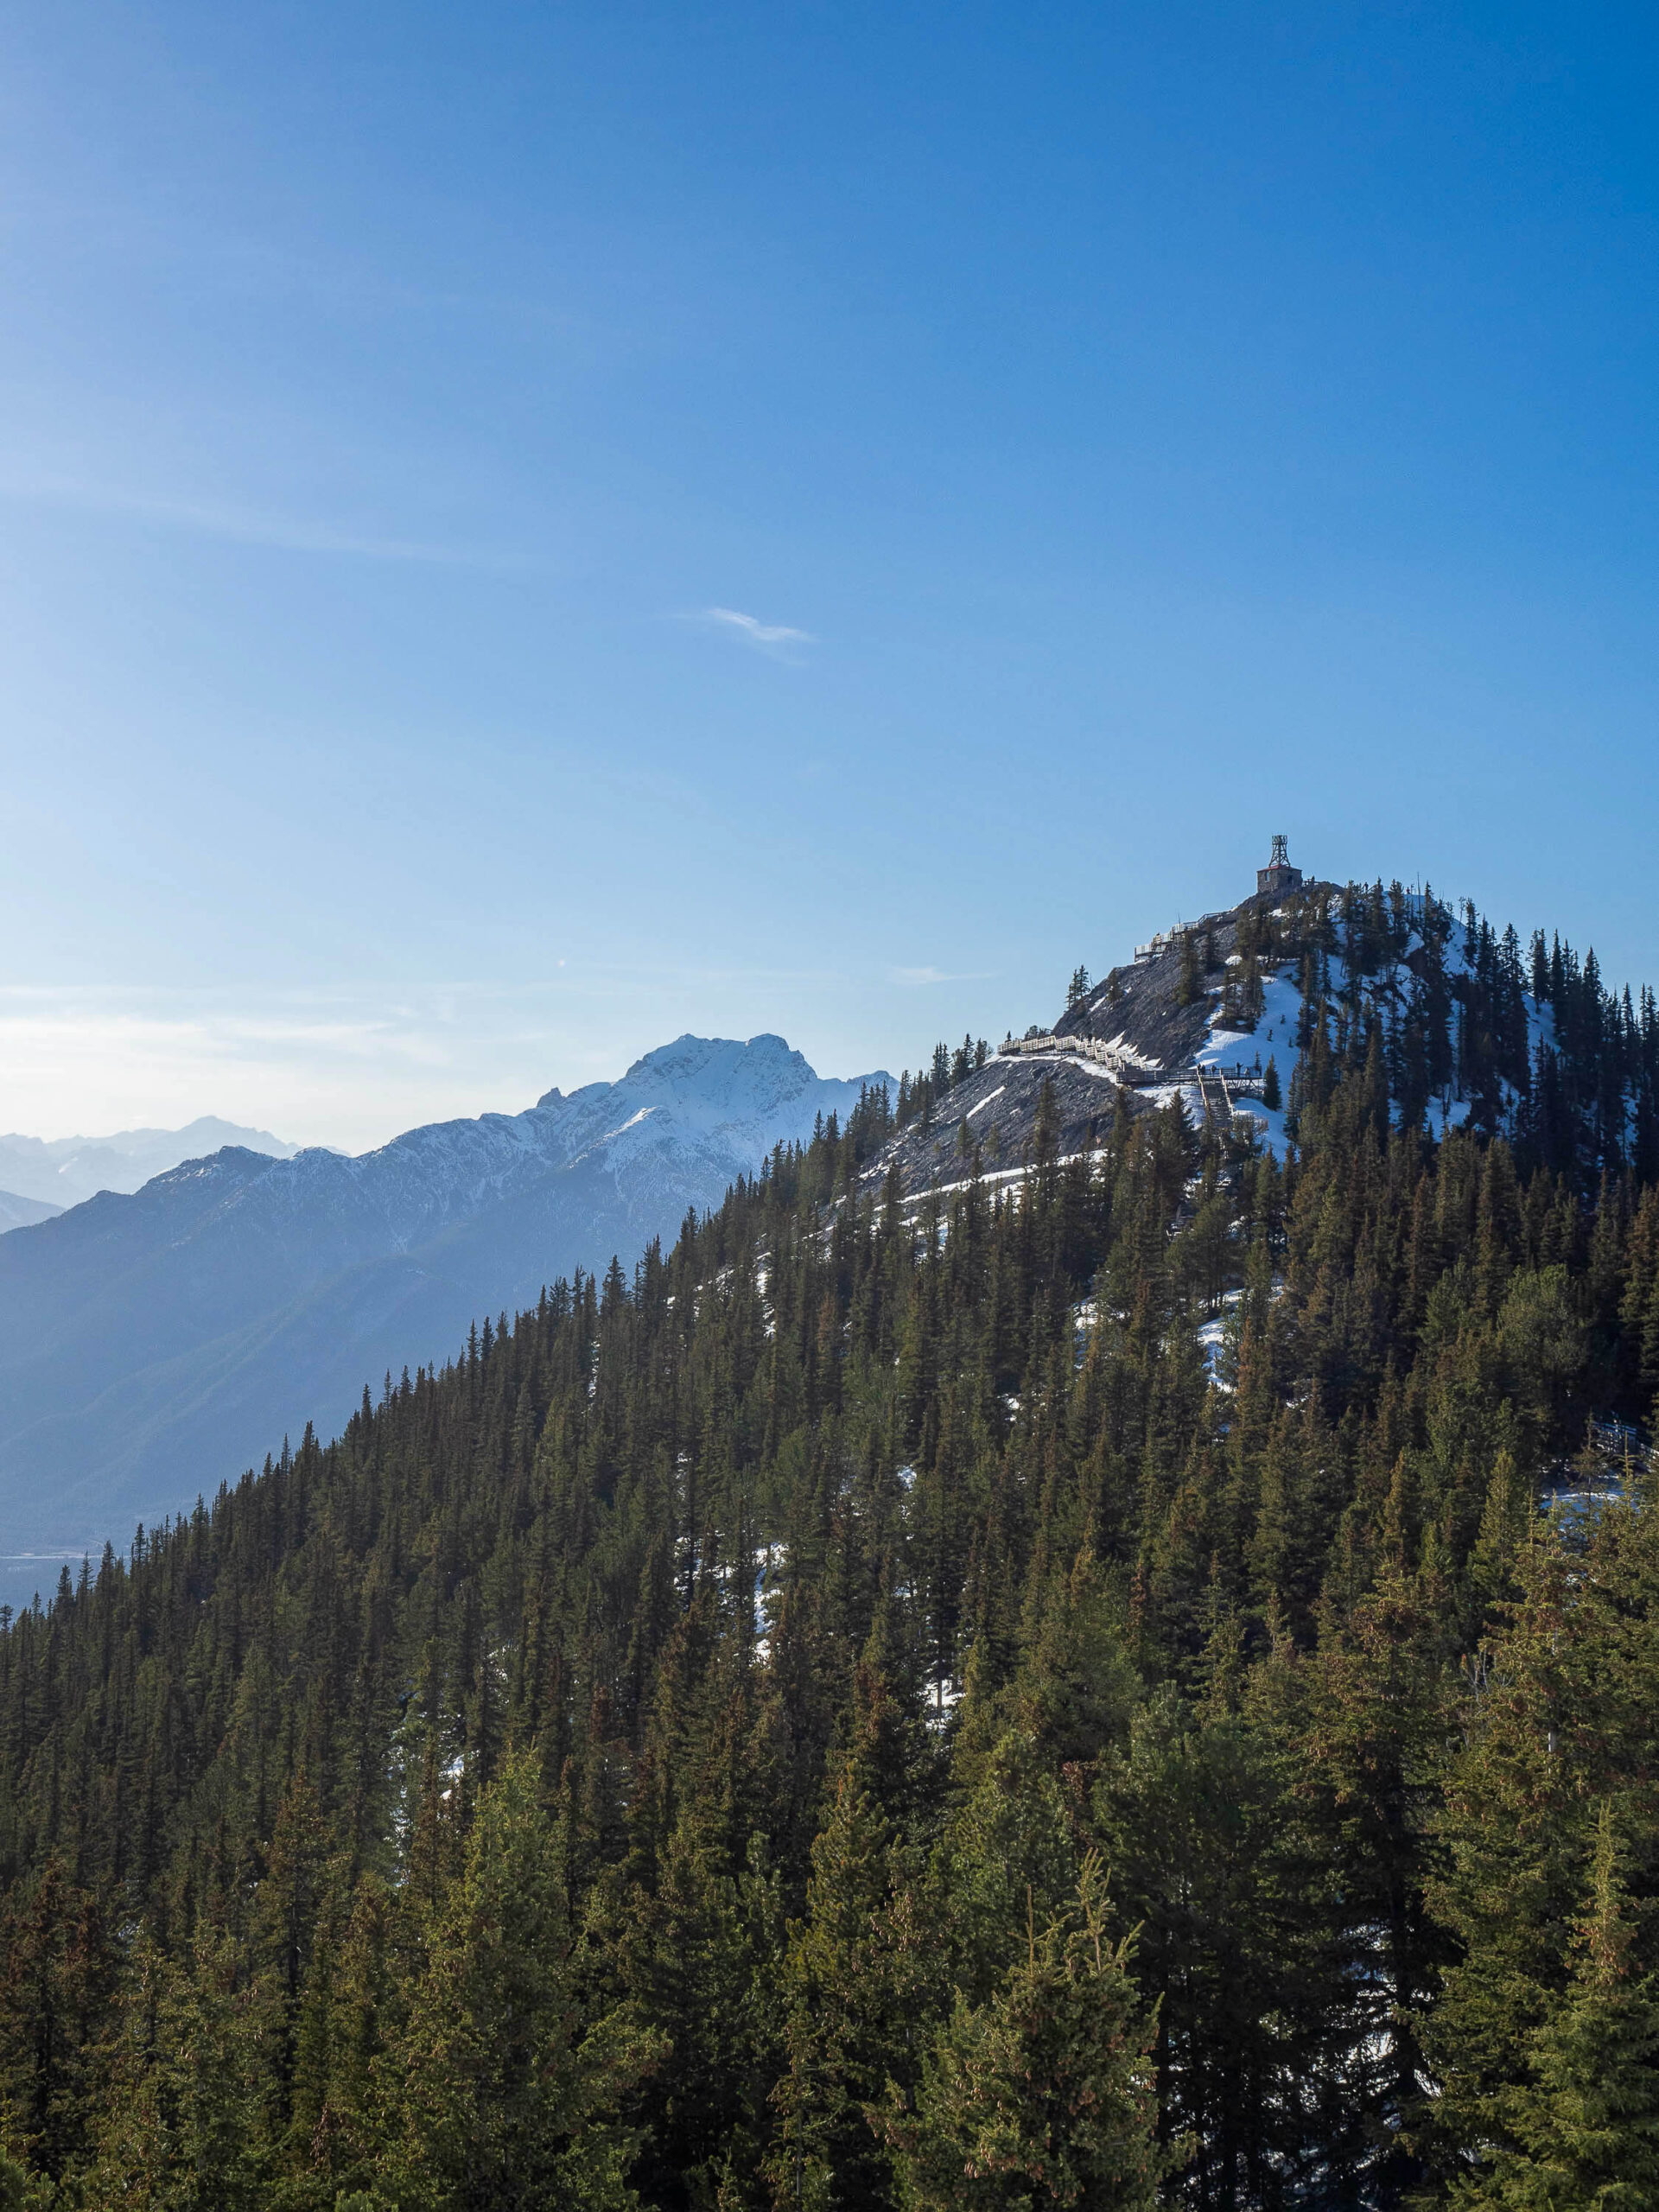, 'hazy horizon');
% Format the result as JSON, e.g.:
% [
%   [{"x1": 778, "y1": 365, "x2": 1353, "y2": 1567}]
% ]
[{"x1": 0, "y1": 1021, "x2": 900, "y2": 1157}]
